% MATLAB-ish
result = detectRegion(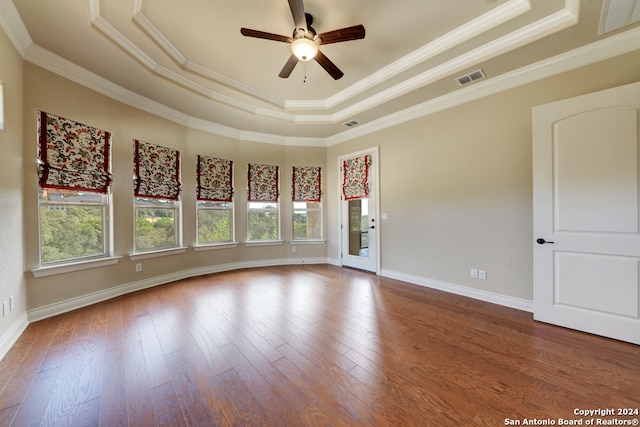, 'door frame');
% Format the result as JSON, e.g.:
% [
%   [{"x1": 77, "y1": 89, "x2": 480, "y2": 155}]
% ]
[
  {"x1": 338, "y1": 146, "x2": 380, "y2": 274},
  {"x1": 532, "y1": 82, "x2": 640, "y2": 345}
]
